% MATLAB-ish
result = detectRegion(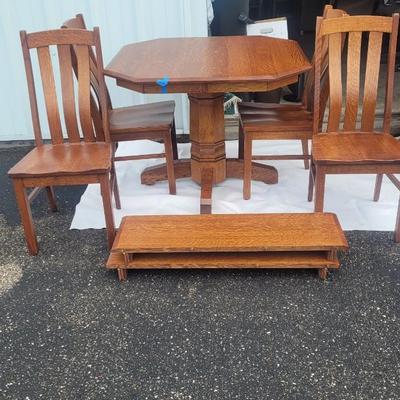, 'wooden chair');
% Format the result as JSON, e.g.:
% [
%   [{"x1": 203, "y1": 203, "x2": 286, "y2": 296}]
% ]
[
  {"x1": 8, "y1": 28, "x2": 116, "y2": 255},
  {"x1": 308, "y1": 13, "x2": 400, "y2": 242},
  {"x1": 238, "y1": 5, "x2": 345, "y2": 200},
  {"x1": 62, "y1": 14, "x2": 178, "y2": 200}
]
